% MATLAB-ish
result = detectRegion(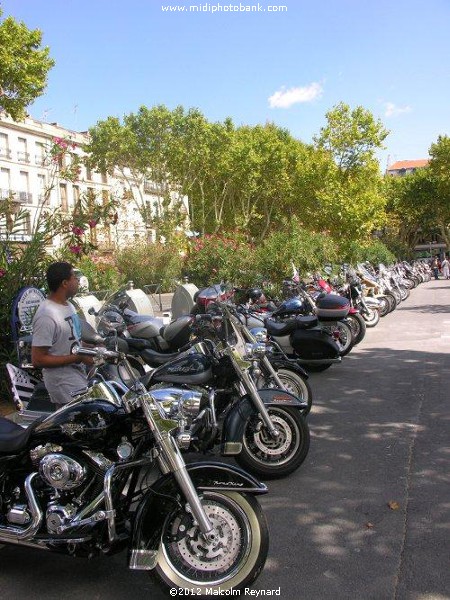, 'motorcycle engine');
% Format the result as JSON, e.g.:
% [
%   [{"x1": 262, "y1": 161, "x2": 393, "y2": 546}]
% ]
[{"x1": 39, "y1": 454, "x2": 87, "y2": 490}]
